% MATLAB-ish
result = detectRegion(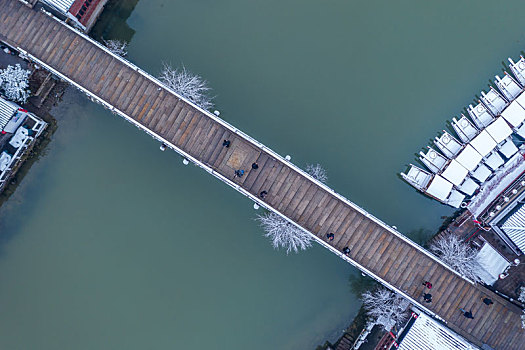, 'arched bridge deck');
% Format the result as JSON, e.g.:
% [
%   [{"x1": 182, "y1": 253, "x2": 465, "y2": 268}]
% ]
[{"x1": 0, "y1": 0, "x2": 524, "y2": 348}]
